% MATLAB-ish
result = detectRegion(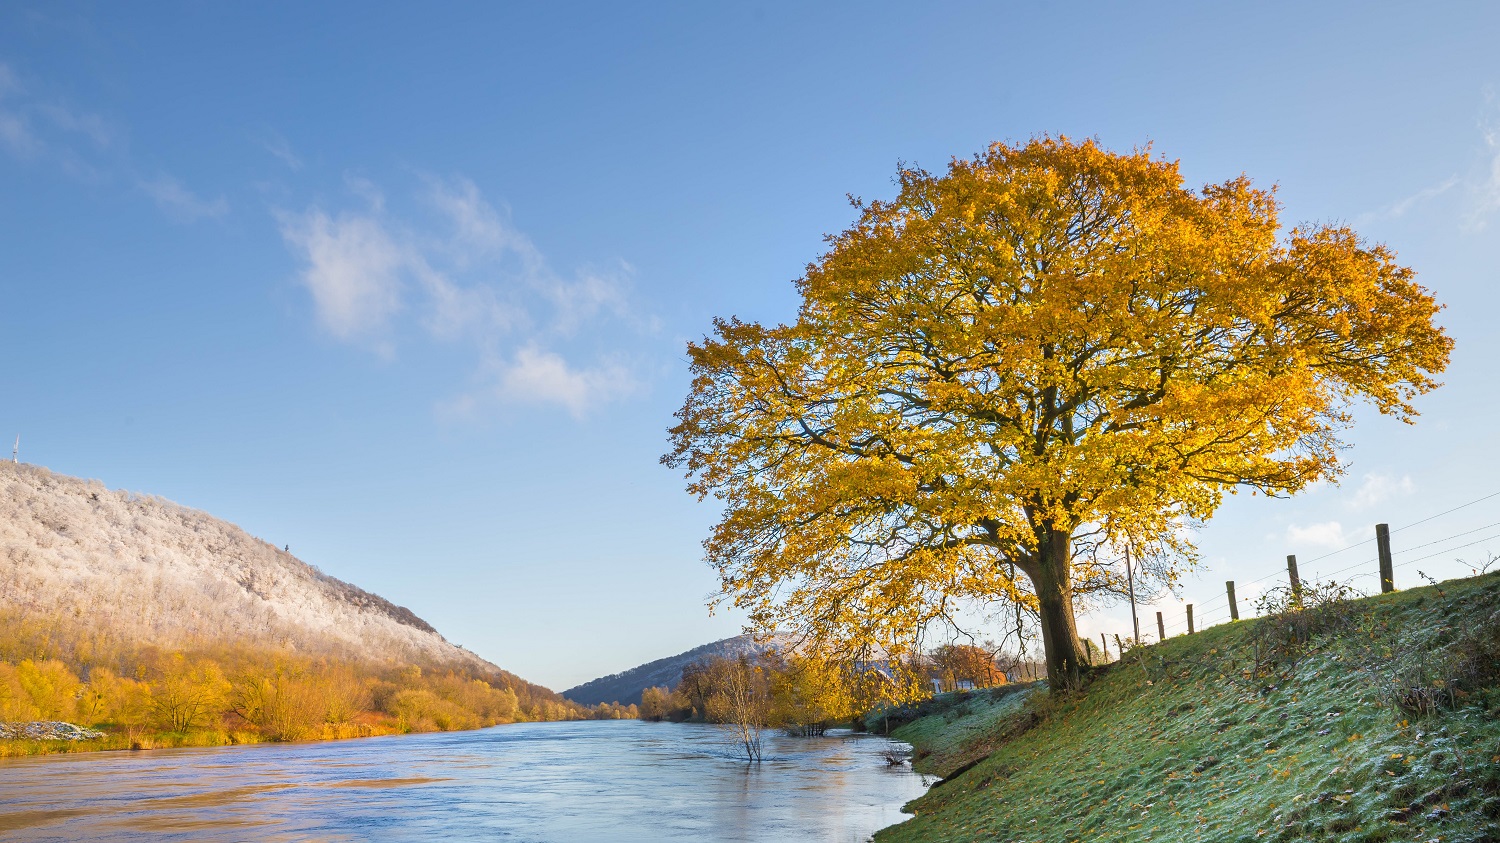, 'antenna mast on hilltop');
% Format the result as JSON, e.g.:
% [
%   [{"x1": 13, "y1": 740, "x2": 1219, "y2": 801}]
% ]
[{"x1": 11, "y1": 434, "x2": 16, "y2": 463}]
